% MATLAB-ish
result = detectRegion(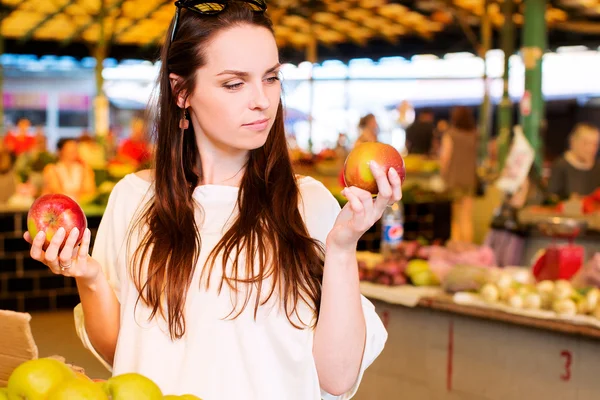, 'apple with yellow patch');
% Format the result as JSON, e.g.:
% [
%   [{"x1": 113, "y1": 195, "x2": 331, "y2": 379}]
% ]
[
  {"x1": 27, "y1": 194, "x2": 87, "y2": 251},
  {"x1": 343, "y1": 142, "x2": 406, "y2": 194}
]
